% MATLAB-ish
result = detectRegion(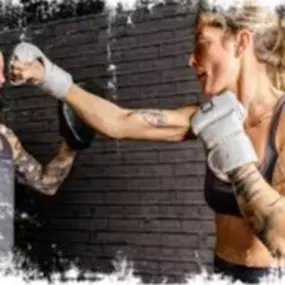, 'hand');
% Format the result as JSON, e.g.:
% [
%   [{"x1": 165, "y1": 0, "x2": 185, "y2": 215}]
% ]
[
  {"x1": 9, "y1": 57, "x2": 45, "y2": 85},
  {"x1": 9, "y1": 42, "x2": 73, "y2": 99},
  {"x1": 191, "y1": 91, "x2": 258, "y2": 174}
]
